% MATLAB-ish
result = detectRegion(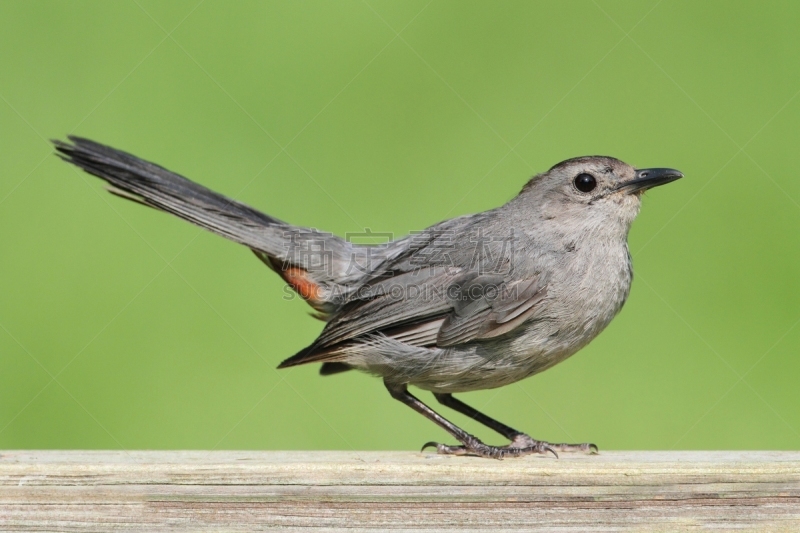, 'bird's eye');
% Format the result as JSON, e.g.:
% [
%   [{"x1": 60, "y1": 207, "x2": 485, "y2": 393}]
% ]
[{"x1": 574, "y1": 173, "x2": 596, "y2": 193}]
